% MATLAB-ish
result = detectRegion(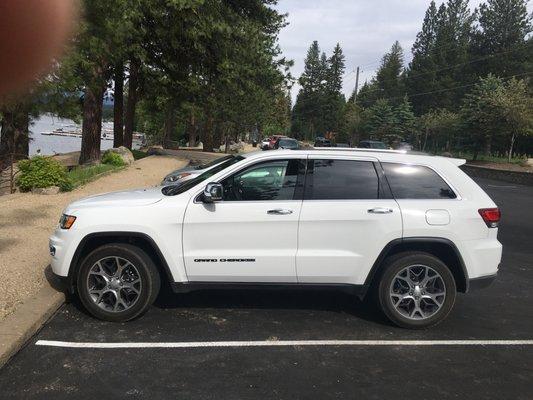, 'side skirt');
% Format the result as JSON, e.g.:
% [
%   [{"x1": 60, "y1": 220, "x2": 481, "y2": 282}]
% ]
[{"x1": 171, "y1": 282, "x2": 368, "y2": 299}]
